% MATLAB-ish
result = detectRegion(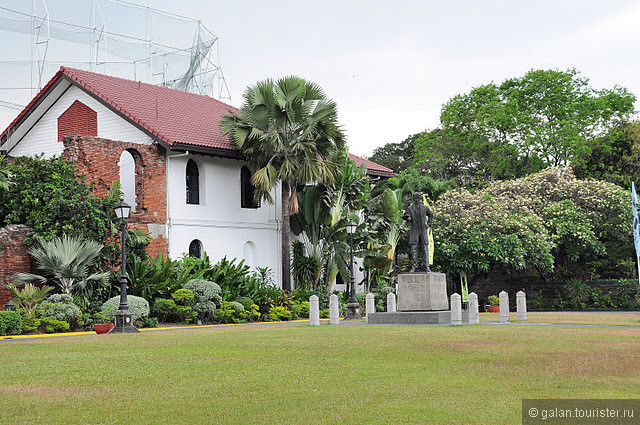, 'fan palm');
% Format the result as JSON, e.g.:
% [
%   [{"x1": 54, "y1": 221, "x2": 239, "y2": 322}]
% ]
[
  {"x1": 14, "y1": 235, "x2": 109, "y2": 295},
  {"x1": 221, "y1": 76, "x2": 345, "y2": 291},
  {"x1": 5, "y1": 283, "x2": 53, "y2": 316}
]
